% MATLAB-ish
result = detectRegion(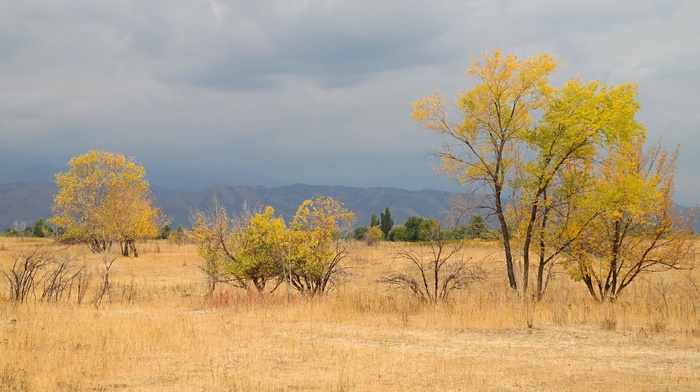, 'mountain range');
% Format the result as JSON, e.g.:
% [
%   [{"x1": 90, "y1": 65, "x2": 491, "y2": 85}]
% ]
[
  {"x1": 1, "y1": 181, "x2": 698, "y2": 235},
  {"x1": 0, "y1": 181, "x2": 465, "y2": 232}
]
